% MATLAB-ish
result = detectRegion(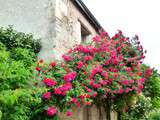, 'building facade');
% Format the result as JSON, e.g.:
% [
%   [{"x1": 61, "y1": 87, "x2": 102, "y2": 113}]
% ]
[
  {"x1": 0, "y1": 0, "x2": 117, "y2": 119},
  {"x1": 0, "y1": 0, "x2": 102, "y2": 60}
]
